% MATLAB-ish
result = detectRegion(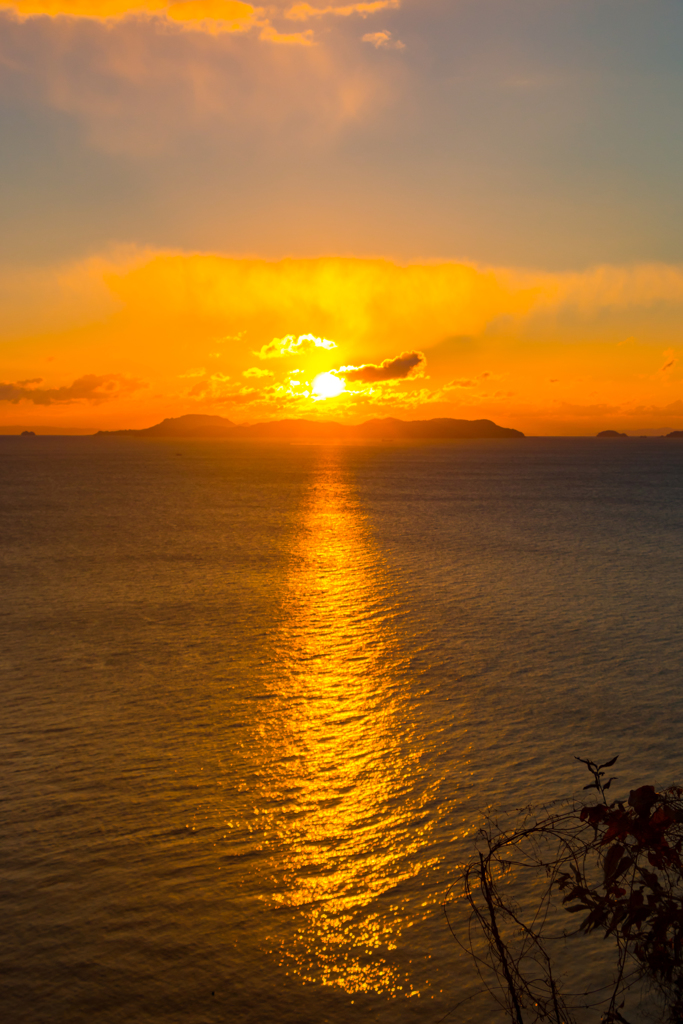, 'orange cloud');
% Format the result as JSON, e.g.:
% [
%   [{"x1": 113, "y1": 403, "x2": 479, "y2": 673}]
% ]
[
  {"x1": 168, "y1": 0, "x2": 252, "y2": 19},
  {"x1": 256, "y1": 19, "x2": 313, "y2": 43},
  {"x1": 8, "y1": 0, "x2": 165, "y2": 13},
  {"x1": 4, "y1": 0, "x2": 318, "y2": 41},
  {"x1": 285, "y1": 1, "x2": 399, "y2": 20},
  {"x1": 166, "y1": 0, "x2": 258, "y2": 33},
  {"x1": 0, "y1": 374, "x2": 146, "y2": 404},
  {"x1": 7, "y1": 0, "x2": 255, "y2": 19},
  {"x1": 2, "y1": 0, "x2": 387, "y2": 43},
  {"x1": 243, "y1": 365, "x2": 273, "y2": 377}
]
